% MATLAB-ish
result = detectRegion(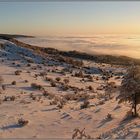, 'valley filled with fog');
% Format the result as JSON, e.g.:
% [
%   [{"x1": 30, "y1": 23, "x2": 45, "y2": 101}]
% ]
[{"x1": 18, "y1": 34, "x2": 140, "y2": 59}]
